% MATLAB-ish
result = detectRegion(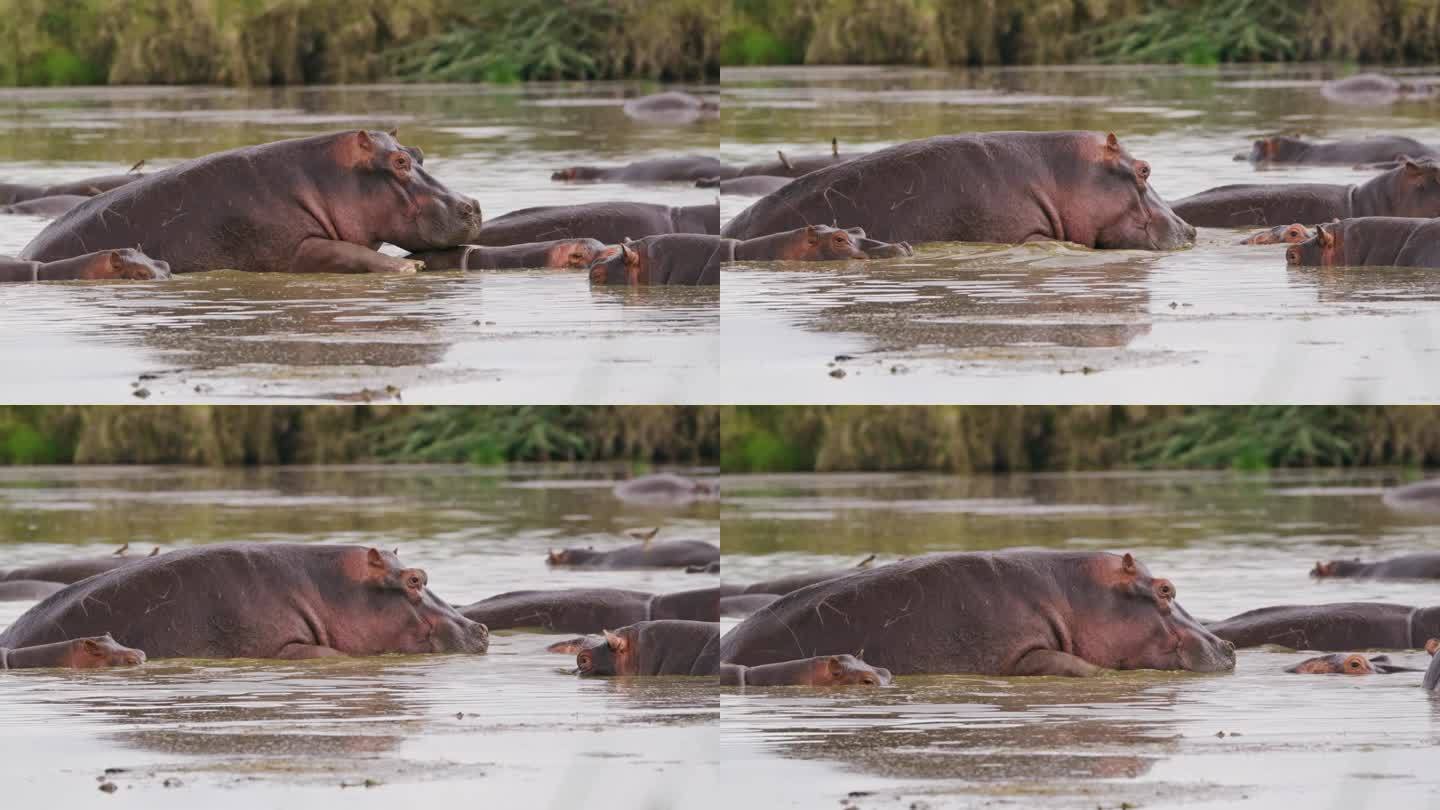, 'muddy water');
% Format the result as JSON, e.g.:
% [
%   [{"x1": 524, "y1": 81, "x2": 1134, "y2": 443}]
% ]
[
  {"x1": 0, "y1": 465, "x2": 720, "y2": 808},
  {"x1": 721, "y1": 66, "x2": 1440, "y2": 403},
  {"x1": 720, "y1": 470, "x2": 1440, "y2": 809},
  {"x1": 0, "y1": 84, "x2": 720, "y2": 403}
]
